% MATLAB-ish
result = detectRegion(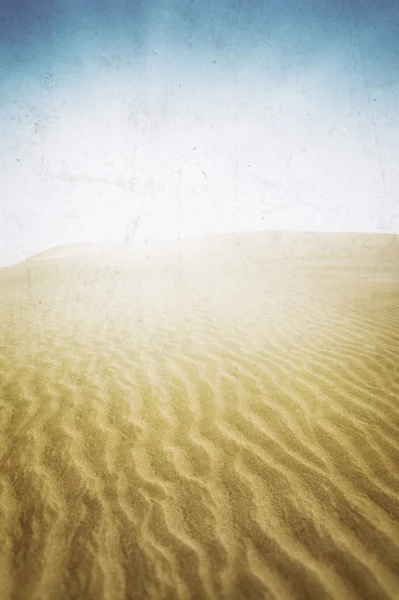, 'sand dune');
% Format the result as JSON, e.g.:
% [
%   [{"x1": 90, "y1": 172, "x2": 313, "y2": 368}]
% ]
[{"x1": 0, "y1": 231, "x2": 398, "y2": 600}]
